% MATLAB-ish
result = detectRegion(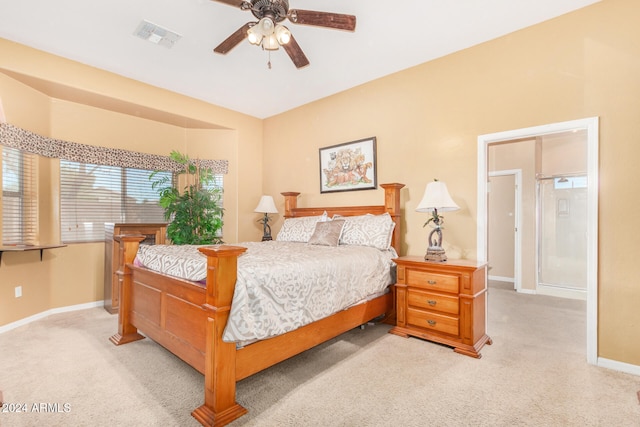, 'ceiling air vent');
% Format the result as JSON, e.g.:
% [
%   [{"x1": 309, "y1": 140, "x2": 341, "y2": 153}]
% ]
[{"x1": 134, "y1": 20, "x2": 181, "y2": 49}]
